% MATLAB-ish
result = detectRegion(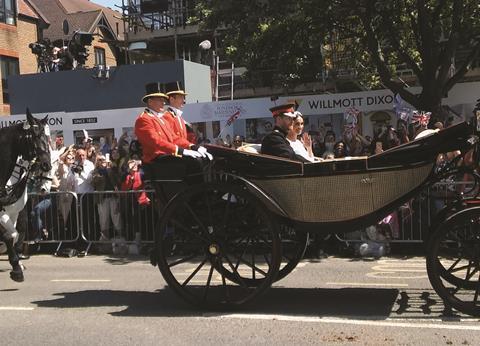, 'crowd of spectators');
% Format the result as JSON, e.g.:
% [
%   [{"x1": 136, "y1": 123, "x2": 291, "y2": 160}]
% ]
[{"x1": 28, "y1": 132, "x2": 152, "y2": 252}]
